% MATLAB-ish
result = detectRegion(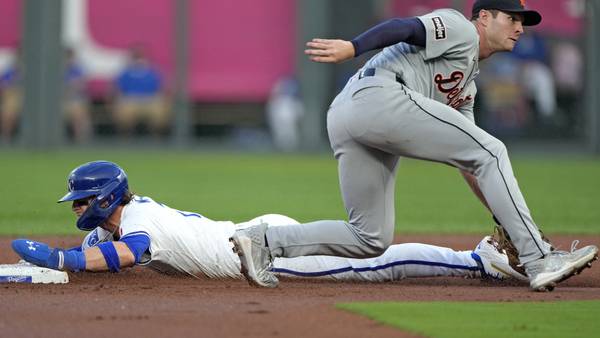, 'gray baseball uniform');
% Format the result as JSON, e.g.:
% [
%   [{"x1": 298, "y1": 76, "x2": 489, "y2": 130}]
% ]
[{"x1": 266, "y1": 9, "x2": 551, "y2": 264}]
